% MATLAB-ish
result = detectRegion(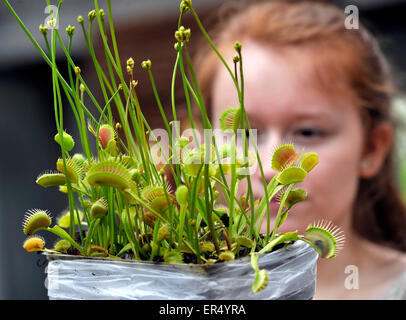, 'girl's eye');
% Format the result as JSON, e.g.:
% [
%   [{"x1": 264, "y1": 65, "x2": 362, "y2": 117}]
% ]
[
  {"x1": 245, "y1": 128, "x2": 267, "y2": 145},
  {"x1": 293, "y1": 128, "x2": 325, "y2": 141},
  {"x1": 243, "y1": 128, "x2": 258, "y2": 139},
  {"x1": 236, "y1": 129, "x2": 256, "y2": 146}
]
